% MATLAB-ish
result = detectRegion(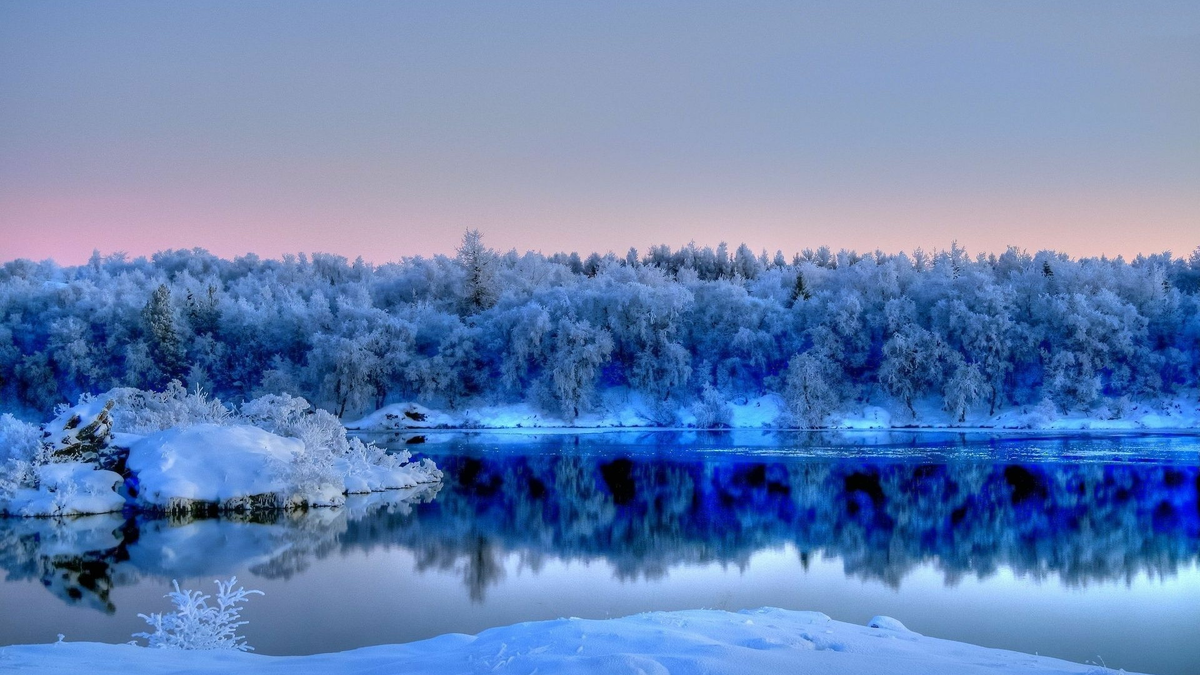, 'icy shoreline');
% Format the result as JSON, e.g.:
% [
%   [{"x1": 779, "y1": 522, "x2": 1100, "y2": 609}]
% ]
[
  {"x1": 0, "y1": 608, "x2": 1147, "y2": 674},
  {"x1": 348, "y1": 391, "x2": 1200, "y2": 434}
]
